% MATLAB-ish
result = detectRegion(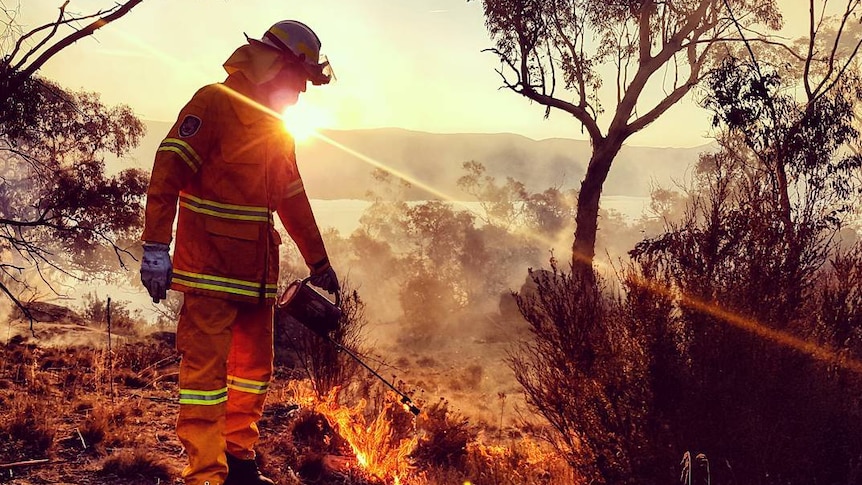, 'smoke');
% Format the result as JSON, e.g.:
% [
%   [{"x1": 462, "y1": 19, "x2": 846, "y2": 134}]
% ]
[
  {"x1": 276, "y1": 187, "x2": 661, "y2": 427},
  {"x1": 4, "y1": 320, "x2": 129, "y2": 349}
]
